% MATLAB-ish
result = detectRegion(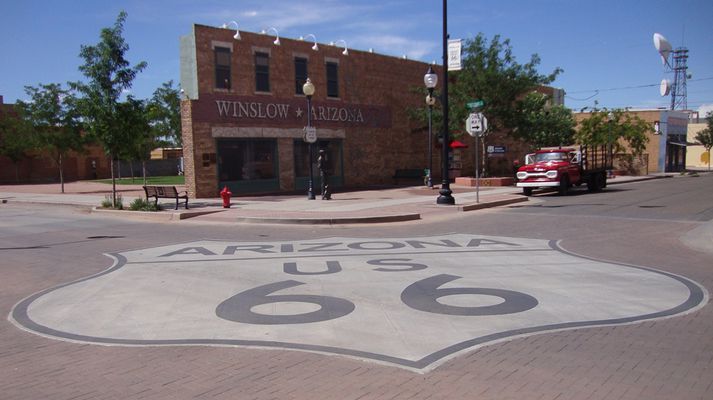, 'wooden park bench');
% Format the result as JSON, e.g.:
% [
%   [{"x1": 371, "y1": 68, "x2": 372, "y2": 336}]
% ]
[
  {"x1": 143, "y1": 186, "x2": 189, "y2": 210},
  {"x1": 392, "y1": 168, "x2": 425, "y2": 185}
]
